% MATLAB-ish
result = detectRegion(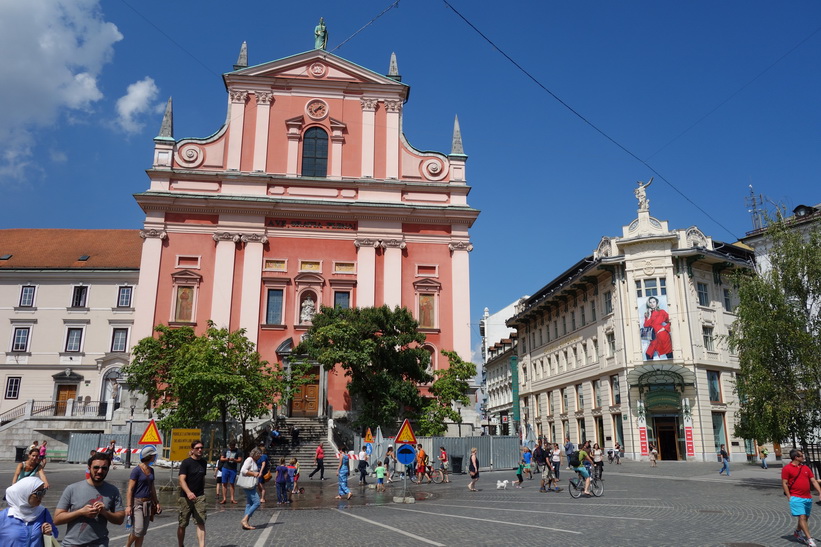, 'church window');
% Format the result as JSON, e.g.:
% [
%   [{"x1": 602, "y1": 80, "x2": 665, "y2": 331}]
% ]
[{"x1": 301, "y1": 127, "x2": 328, "y2": 177}]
